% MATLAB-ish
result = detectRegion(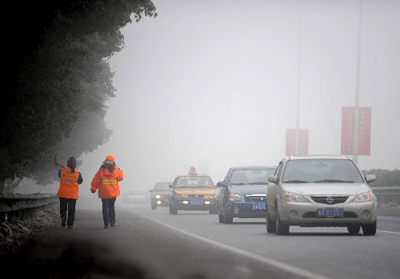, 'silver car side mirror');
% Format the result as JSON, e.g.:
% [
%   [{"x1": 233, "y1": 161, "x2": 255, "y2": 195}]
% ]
[
  {"x1": 365, "y1": 174, "x2": 376, "y2": 183},
  {"x1": 268, "y1": 175, "x2": 278, "y2": 183}
]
